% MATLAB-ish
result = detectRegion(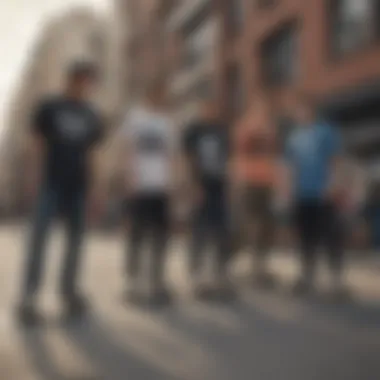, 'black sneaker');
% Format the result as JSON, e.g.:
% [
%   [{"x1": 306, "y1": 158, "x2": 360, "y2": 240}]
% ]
[
  {"x1": 329, "y1": 284, "x2": 351, "y2": 303},
  {"x1": 192, "y1": 283, "x2": 213, "y2": 301},
  {"x1": 149, "y1": 288, "x2": 173, "y2": 308},
  {"x1": 17, "y1": 300, "x2": 43, "y2": 327},
  {"x1": 253, "y1": 272, "x2": 277, "y2": 290},
  {"x1": 292, "y1": 278, "x2": 314, "y2": 296},
  {"x1": 123, "y1": 286, "x2": 142, "y2": 306},
  {"x1": 213, "y1": 284, "x2": 237, "y2": 303},
  {"x1": 63, "y1": 293, "x2": 89, "y2": 318}
]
